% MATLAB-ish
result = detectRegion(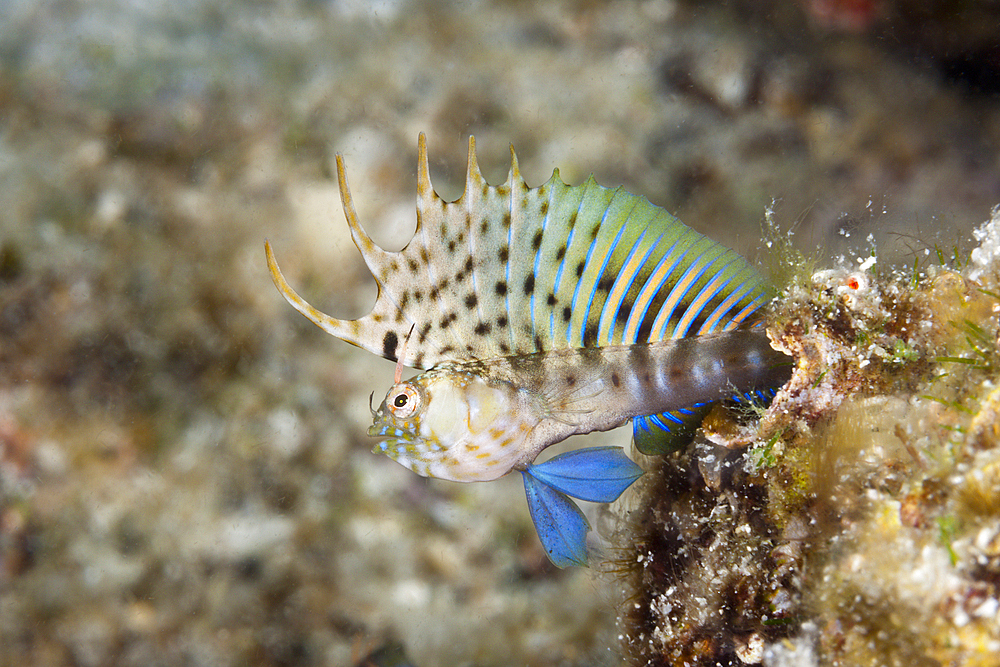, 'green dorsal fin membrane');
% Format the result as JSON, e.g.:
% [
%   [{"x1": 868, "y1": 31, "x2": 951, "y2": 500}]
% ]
[{"x1": 266, "y1": 133, "x2": 772, "y2": 370}]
